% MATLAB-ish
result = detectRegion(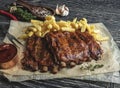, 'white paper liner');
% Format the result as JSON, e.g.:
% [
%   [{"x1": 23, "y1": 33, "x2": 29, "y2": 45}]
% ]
[{"x1": 1, "y1": 20, "x2": 120, "y2": 83}]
